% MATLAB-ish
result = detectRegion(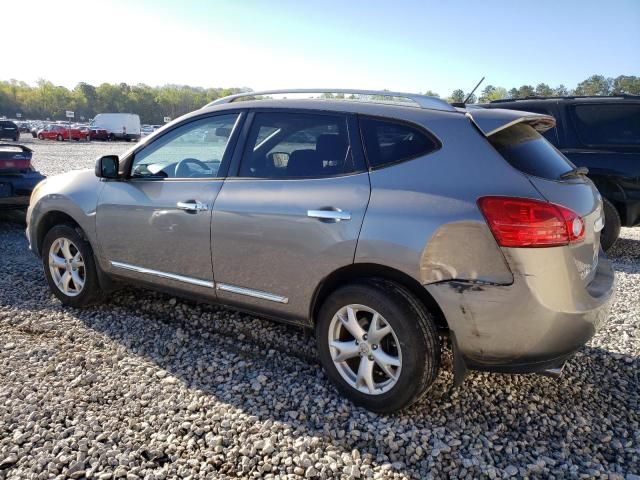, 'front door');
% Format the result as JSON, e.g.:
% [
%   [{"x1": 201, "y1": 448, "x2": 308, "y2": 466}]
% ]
[
  {"x1": 211, "y1": 111, "x2": 370, "y2": 321},
  {"x1": 96, "y1": 112, "x2": 243, "y2": 298}
]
